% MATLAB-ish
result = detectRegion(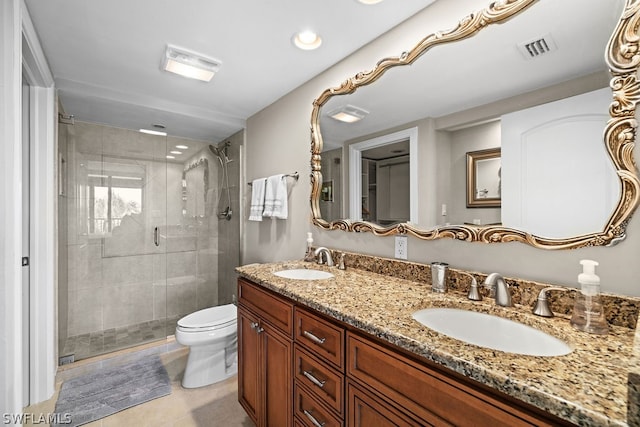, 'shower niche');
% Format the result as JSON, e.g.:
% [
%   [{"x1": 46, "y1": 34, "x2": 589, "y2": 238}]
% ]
[{"x1": 57, "y1": 120, "x2": 241, "y2": 362}]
